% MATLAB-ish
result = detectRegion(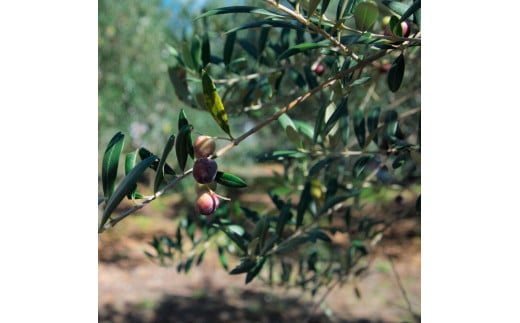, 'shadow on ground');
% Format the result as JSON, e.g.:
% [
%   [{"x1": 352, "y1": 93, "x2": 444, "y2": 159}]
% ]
[{"x1": 98, "y1": 288, "x2": 390, "y2": 323}]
